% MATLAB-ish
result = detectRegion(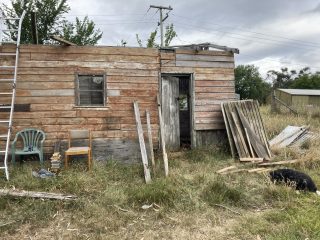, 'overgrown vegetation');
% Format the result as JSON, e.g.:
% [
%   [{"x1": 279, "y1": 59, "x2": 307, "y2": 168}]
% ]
[
  {"x1": 1, "y1": 106, "x2": 320, "y2": 239},
  {"x1": 1, "y1": 0, "x2": 102, "y2": 45}
]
